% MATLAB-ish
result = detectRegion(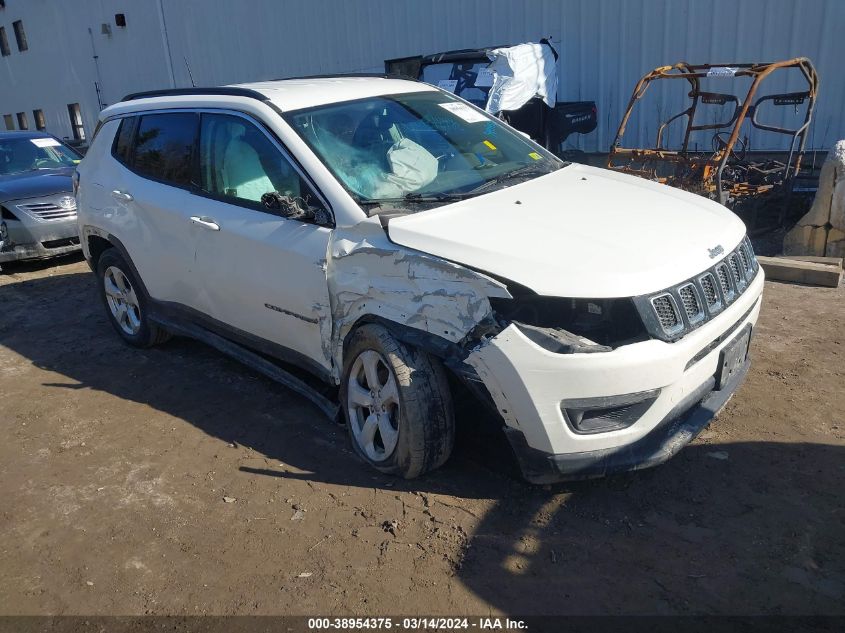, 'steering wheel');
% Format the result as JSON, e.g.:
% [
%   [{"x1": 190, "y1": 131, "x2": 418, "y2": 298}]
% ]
[{"x1": 712, "y1": 132, "x2": 747, "y2": 162}]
